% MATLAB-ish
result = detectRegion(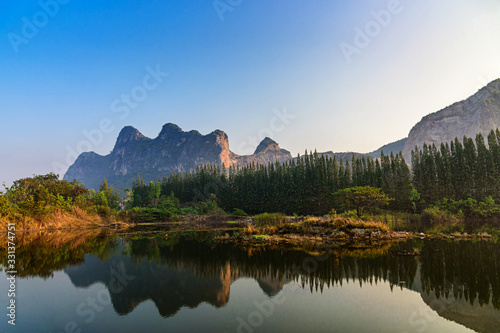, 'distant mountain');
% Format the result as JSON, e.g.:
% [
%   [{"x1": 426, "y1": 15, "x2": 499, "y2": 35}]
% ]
[
  {"x1": 65, "y1": 79, "x2": 500, "y2": 190},
  {"x1": 64, "y1": 123, "x2": 291, "y2": 190},
  {"x1": 402, "y1": 78, "x2": 500, "y2": 161},
  {"x1": 366, "y1": 138, "x2": 407, "y2": 159},
  {"x1": 316, "y1": 151, "x2": 366, "y2": 162}
]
